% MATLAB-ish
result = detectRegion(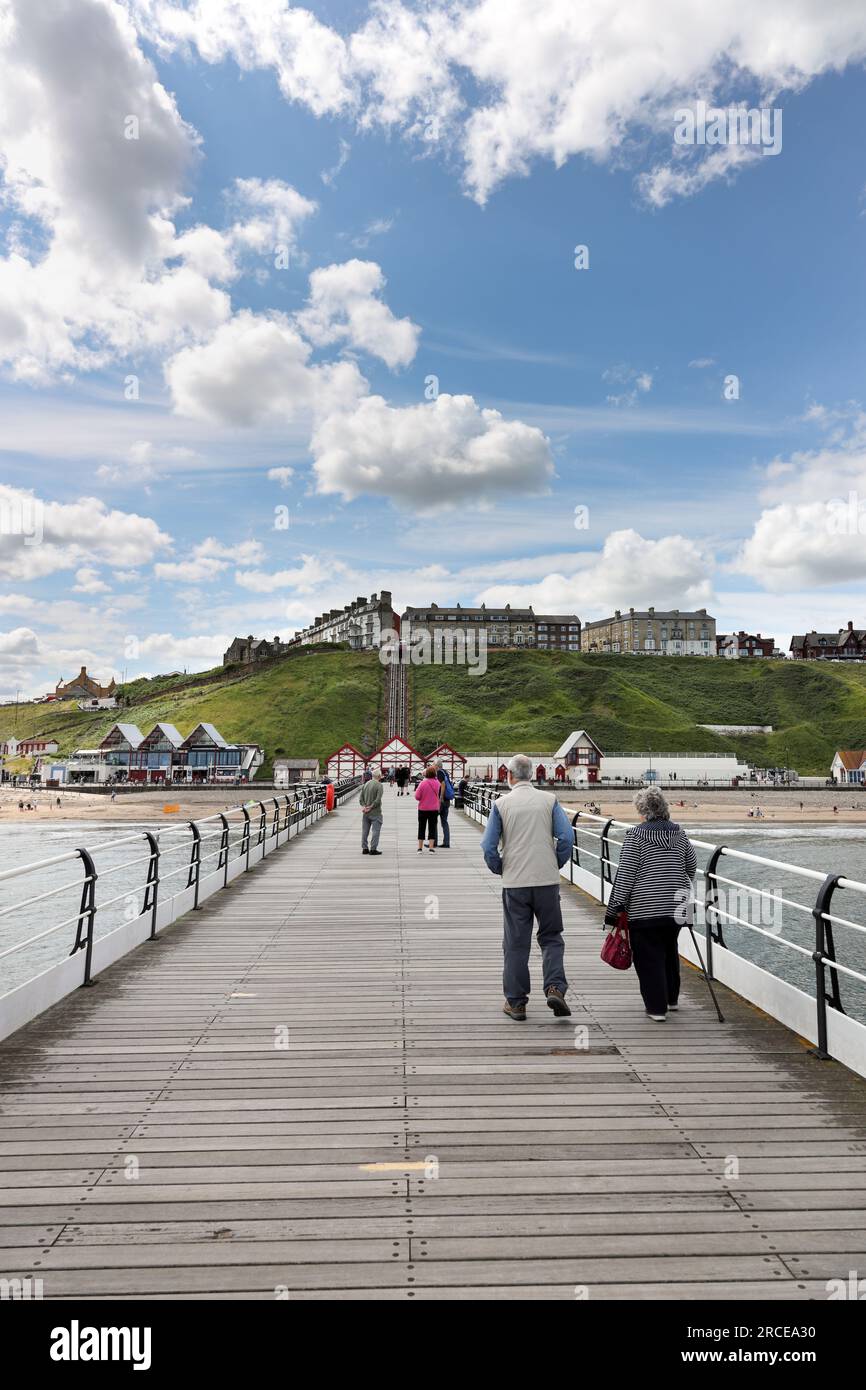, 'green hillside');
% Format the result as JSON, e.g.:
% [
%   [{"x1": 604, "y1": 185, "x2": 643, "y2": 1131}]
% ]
[
  {"x1": 4, "y1": 650, "x2": 866, "y2": 776},
  {"x1": 0, "y1": 648, "x2": 384, "y2": 776},
  {"x1": 409, "y1": 652, "x2": 866, "y2": 775}
]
